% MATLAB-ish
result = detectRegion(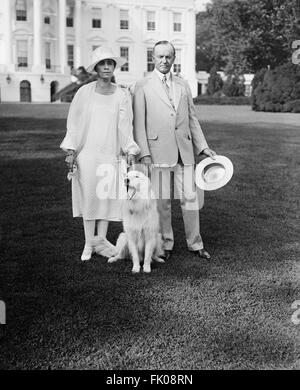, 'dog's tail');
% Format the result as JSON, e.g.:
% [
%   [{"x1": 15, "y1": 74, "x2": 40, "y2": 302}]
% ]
[{"x1": 115, "y1": 232, "x2": 129, "y2": 259}]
